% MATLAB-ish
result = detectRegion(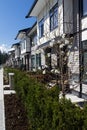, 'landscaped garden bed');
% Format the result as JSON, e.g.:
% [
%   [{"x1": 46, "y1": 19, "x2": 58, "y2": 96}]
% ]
[
  {"x1": 4, "y1": 67, "x2": 87, "y2": 130},
  {"x1": 4, "y1": 94, "x2": 29, "y2": 130}
]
